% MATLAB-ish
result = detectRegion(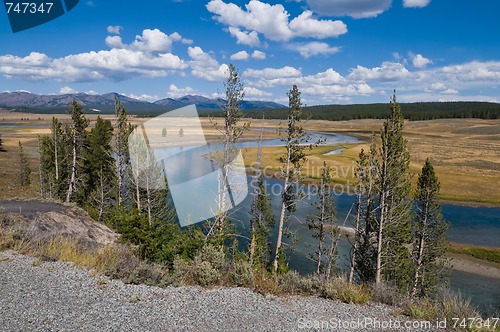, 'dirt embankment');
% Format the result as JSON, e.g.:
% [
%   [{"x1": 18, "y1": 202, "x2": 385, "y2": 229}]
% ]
[{"x1": 0, "y1": 200, "x2": 118, "y2": 247}]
